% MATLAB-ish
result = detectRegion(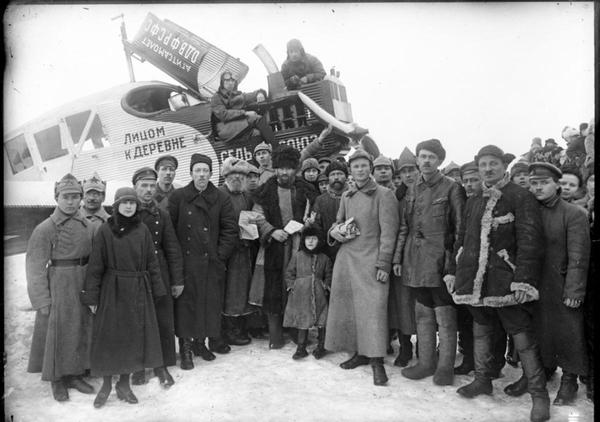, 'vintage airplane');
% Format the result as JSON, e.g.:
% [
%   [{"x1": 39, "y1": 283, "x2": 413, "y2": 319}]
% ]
[{"x1": 4, "y1": 12, "x2": 377, "y2": 255}]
